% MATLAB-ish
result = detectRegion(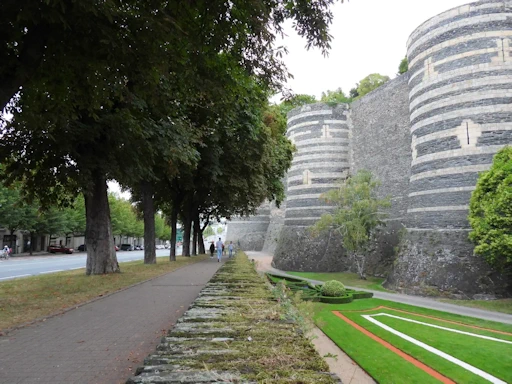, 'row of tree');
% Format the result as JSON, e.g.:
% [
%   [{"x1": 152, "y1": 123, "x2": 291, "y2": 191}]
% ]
[
  {"x1": 309, "y1": 56, "x2": 409, "y2": 103},
  {"x1": 0, "y1": 1, "x2": 341, "y2": 274},
  {"x1": 0, "y1": 181, "x2": 171, "y2": 253},
  {"x1": 283, "y1": 72, "x2": 392, "y2": 108}
]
